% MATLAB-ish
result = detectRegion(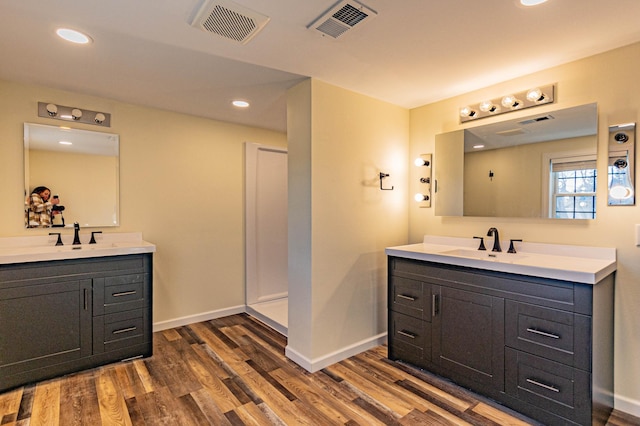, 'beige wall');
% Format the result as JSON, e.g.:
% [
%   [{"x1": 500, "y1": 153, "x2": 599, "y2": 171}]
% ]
[
  {"x1": 30, "y1": 150, "x2": 118, "y2": 226},
  {"x1": 287, "y1": 79, "x2": 409, "y2": 369},
  {"x1": 0, "y1": 79, "x2": 287, "y2": 325},
  {"x1": 464, "y1": 135, "x2": 595, "y2": 217},
  {"x1": 410, "y1": 41, "x2": 640, "y2": 414}
]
